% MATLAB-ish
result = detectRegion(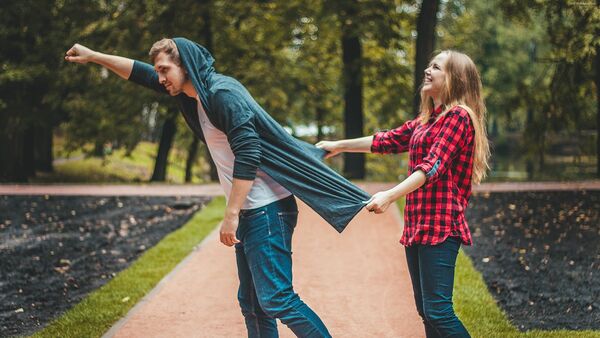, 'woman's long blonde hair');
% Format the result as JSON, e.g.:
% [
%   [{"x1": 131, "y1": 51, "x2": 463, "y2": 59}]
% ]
[{"x1": 418, "y1": 50, "x2": 490, "y2": 184}]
